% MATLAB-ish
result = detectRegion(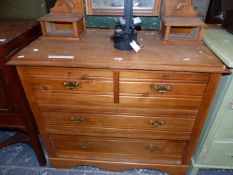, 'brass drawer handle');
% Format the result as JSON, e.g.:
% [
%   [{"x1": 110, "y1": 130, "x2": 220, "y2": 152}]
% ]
[
  {"x1": 70, "y1": 116, "x2": 84, "y2": 123},
  {"x1": 80, "y1": 143, "x2": 91, "y2": 149},
  {"x1": 64, "y1": 81, "x2": 79, "y2": 89},
  {"x1": 150, "y1": 120, "x2": 165, "y2": 127},
  {"x1": 145, "y1": 145, "x2": 158, "y2": 153},
  {"x1": 150, "y1": 84, "x2": 172, "y2": 94}
]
